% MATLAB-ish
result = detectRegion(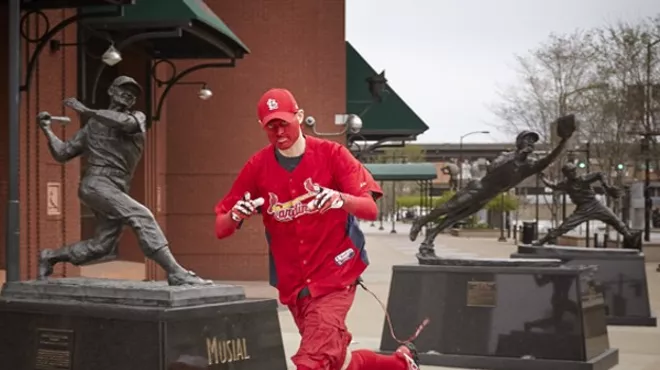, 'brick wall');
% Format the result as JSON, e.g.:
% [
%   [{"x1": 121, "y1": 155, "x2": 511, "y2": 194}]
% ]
[{"x1": 164, "y1": 0, "x2": 347, "y2": 280}]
